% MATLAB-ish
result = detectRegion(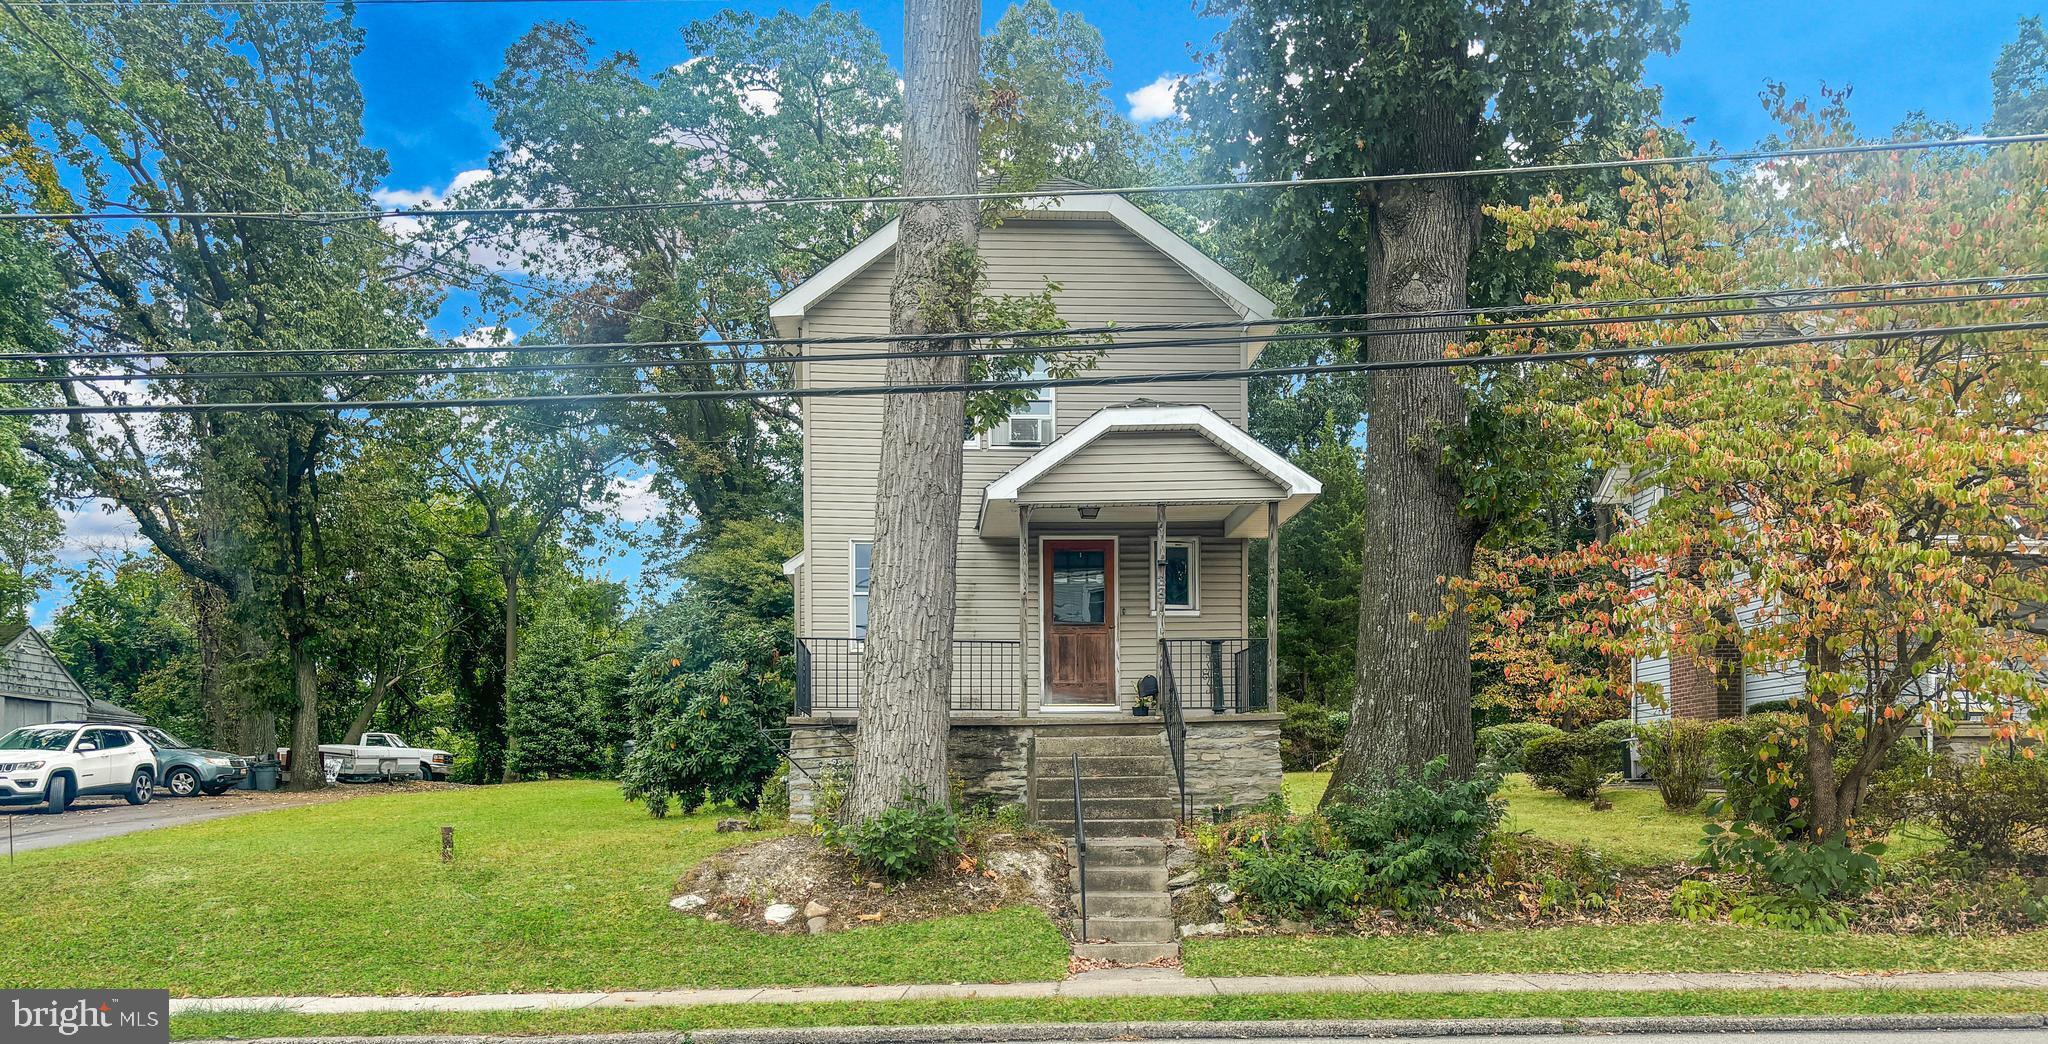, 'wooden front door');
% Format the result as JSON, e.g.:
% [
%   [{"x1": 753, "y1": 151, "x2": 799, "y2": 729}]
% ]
[{"x1": 1043, "y1": 539, "x2": 1116, "y2": 704}]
